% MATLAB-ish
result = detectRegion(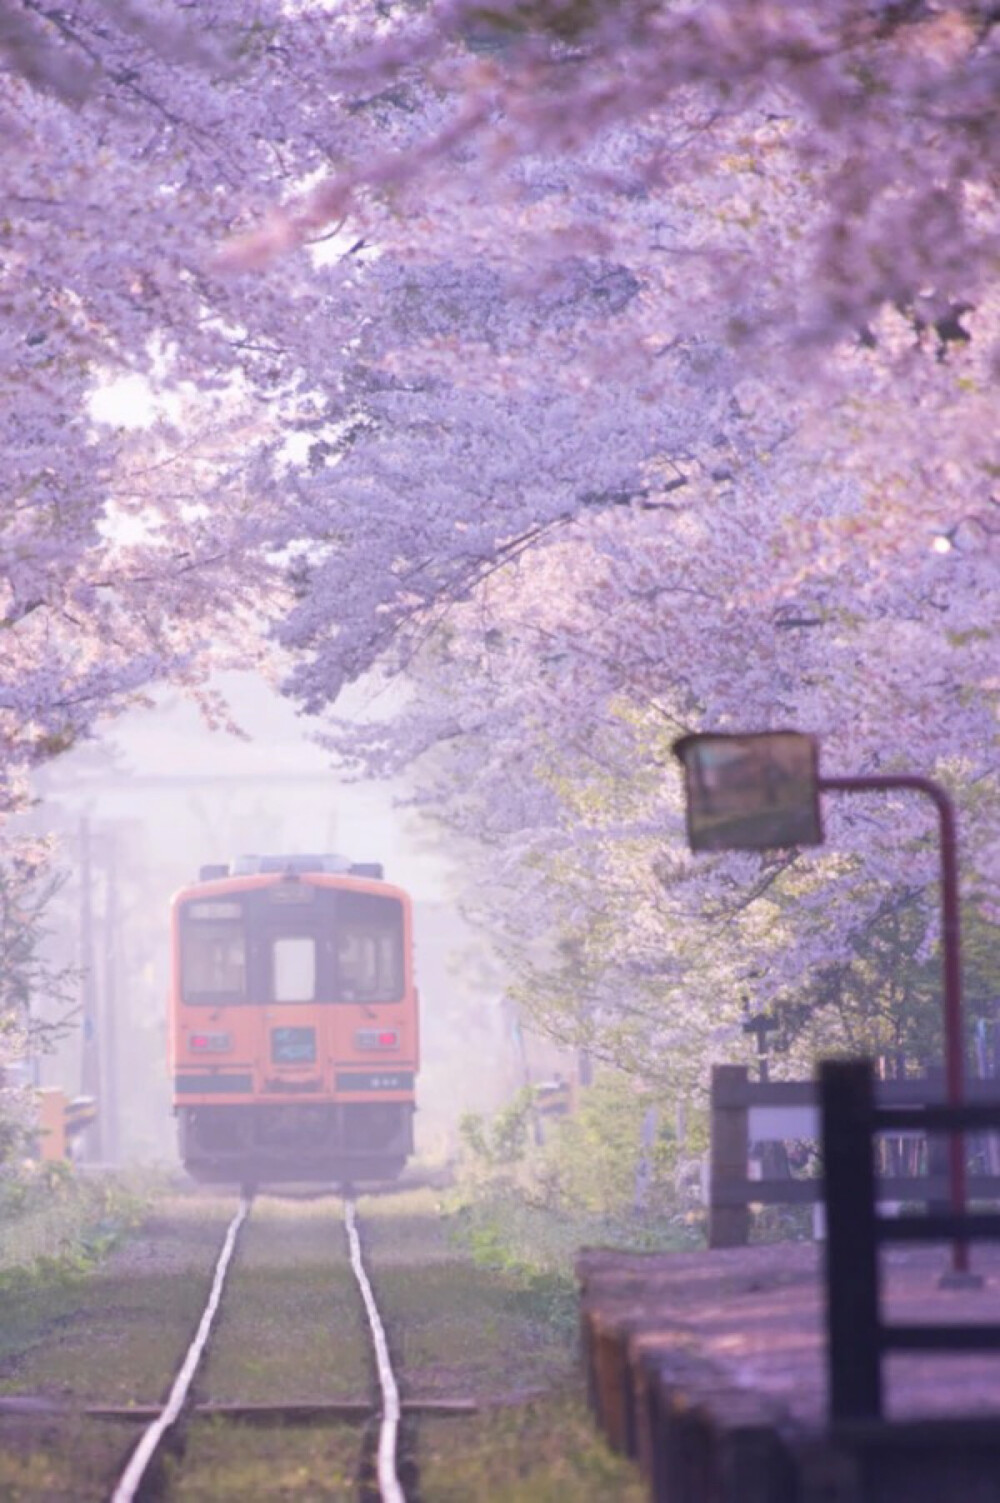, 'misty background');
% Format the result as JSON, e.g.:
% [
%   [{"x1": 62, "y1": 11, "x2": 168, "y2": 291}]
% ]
[{"x1": 23, "y1": 675, "x2": 558, "y2": 1168}]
